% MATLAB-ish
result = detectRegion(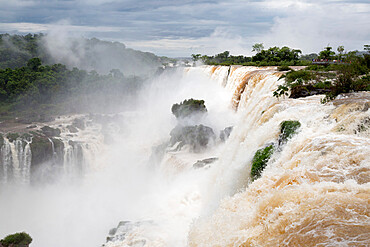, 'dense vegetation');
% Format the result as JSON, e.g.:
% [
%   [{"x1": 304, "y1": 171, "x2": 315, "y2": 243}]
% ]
[
  {"x1": 0, "y1": 232, "x2": 32, "y2": 247},
  {"x1": 0, "y1": 57, "x2": 143, "y2": 121},
  {"x1": 171, "y1": 99, "x2": 207, "y2": 119},
  {"x1": 251, "y1": 120, "x2": 302, "y2": 181},
  {"x1": 192, "y1": 46, "x2": 305, "y2": 66},
  {"x1": 250, "y1": 145, "x2": 274, "y2": 181},
  {"x1": 274, "y1": 47, "x2": 370, "y2": 101},
  {"x1": 279, "y1": 120, "x2": 301, "y2": 145},
  {"x1": 0, "y1": 33, "x2": 166, "y2": 75}
]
